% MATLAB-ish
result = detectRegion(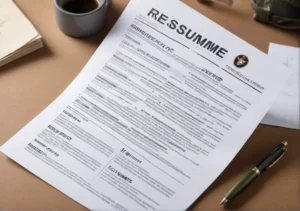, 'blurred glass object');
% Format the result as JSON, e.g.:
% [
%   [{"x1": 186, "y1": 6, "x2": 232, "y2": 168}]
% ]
[
  {"x1": 202, "y1": 0, "x2": 233, "y2": 6},
  {"x1": 252, "y1": 0, "x2": 300, "y2": 29}
]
